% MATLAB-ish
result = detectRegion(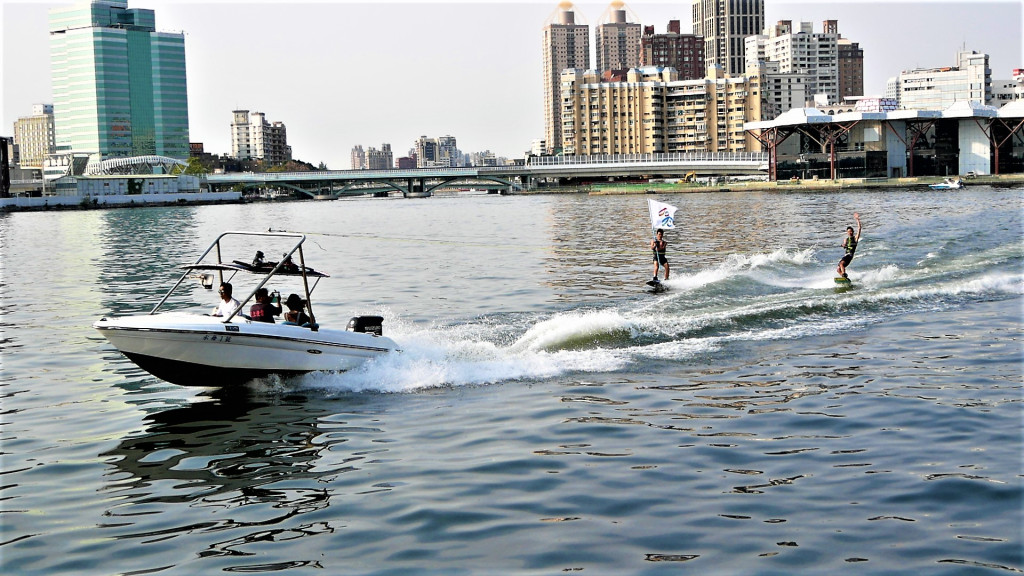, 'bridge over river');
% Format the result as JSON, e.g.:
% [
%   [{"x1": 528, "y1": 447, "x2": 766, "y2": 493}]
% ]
[{"x1": 206, "y1": 152, "x2": 769, "y2": 198}]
